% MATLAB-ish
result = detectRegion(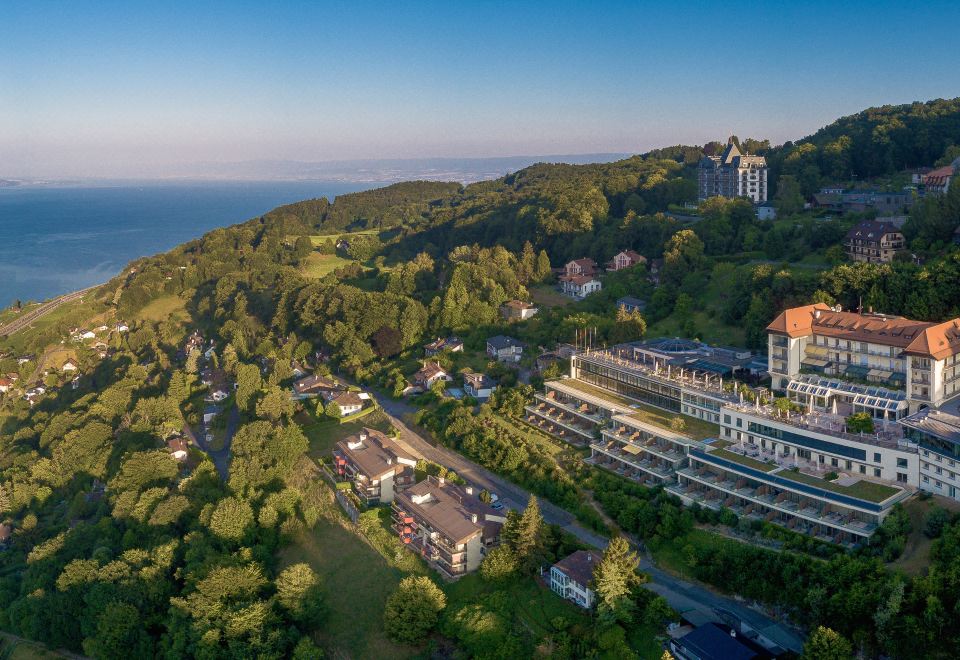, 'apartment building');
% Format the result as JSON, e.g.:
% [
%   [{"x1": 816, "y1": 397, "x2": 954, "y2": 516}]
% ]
[
  {"x1": 333, "y1": 429, "x2": 417, "y2": 504},
  {"x1": 550, "y1": 550, "x2": 597, "y2": 609},
  {"x1": 392, "y1": 476, "x2": 506, "y2": 578},
  {"x1": 698, "y1": 139, "x2": 768, "y2": 203},
  {"x1": 589, "y1": 414, "x2": 702, "y2": 487},
  {"x1": 901, "y1": 409, "x2": 960, "y2": 501},
  {"x1": 767, "y1": 304, "x2": 960, "y2": 412},
  {"x1": 845, "y1": 219, "x2": 905, "y2": 263}
]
